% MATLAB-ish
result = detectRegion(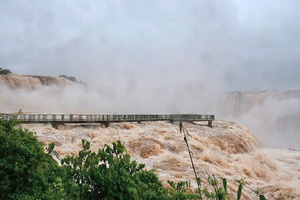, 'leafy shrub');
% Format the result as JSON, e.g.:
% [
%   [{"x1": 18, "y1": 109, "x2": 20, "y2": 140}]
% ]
[
  {"x1": 166, "y1": 180, "x2": 200, "y2": 200},
  {"x1": 0, "y1": 119, "x2": 66, "y2": 199},
  {"x1": 61, "y1": 139, "x2": 167, "y2": 199},
  {"x1": 202, "y1": 176, "x2": 229, "y2": 200}
]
